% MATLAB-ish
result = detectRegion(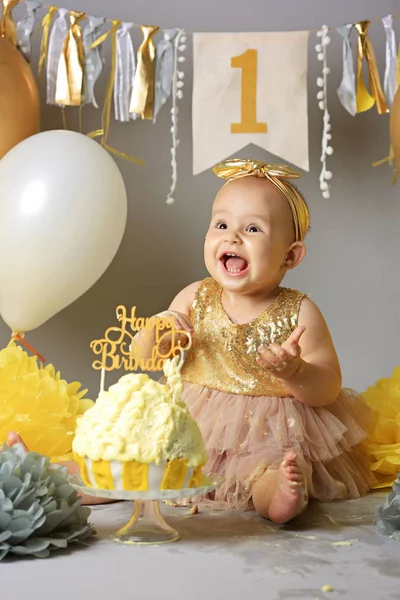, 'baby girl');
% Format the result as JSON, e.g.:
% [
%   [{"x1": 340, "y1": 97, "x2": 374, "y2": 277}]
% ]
[{"x1": 135, "y1": 159, "x2": 372, "y2": 523}]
